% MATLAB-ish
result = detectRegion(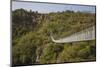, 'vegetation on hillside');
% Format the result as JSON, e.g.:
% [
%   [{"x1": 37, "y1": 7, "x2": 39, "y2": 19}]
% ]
[{"x1": 12, "y1": 9, "x2": 96, "y2": 66}]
